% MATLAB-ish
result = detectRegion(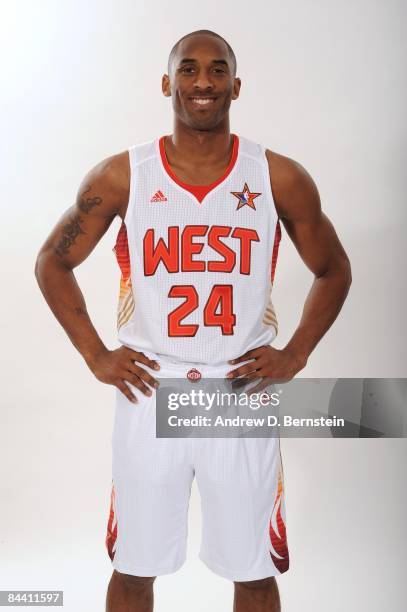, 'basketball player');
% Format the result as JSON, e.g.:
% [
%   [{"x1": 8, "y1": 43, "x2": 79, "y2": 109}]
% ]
[{"x1": 35, "y1": 30, "x2": 351, "y2": 612}]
